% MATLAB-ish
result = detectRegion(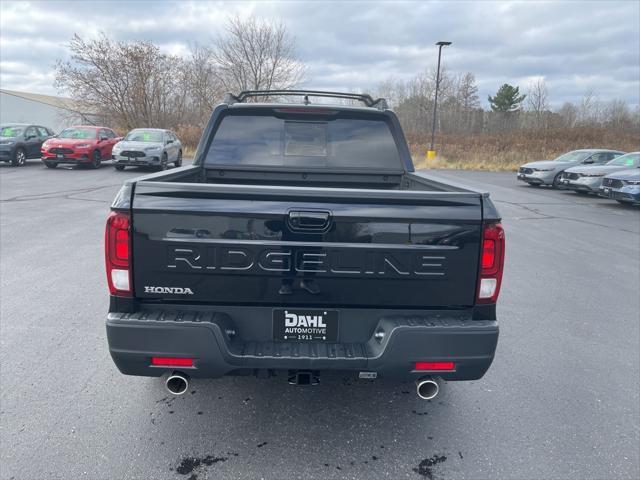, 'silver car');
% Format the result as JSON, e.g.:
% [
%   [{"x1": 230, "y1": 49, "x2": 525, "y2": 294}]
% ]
[
  {"x1": 562, "y1": 152, "x2": 640, "y2": 194},
  {"x1": 112, "y1": 128, "x2": 182, "y2": 171},
  {"x1": 517, "y1": 149, "x2": 625, "y2": 187}
]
